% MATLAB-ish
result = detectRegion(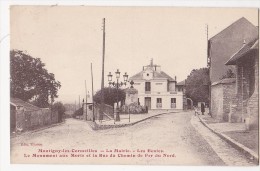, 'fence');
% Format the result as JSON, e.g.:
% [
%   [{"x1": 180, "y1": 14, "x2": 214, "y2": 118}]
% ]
[{"x1": 95, "y1": 103, "x2": 114, "y2": 120}]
